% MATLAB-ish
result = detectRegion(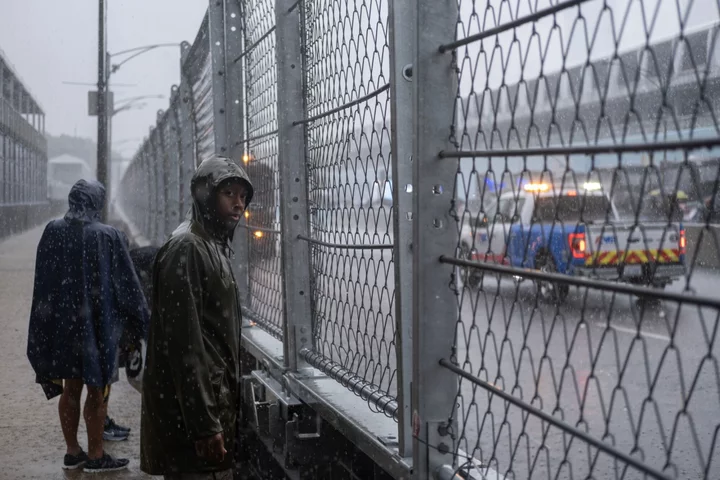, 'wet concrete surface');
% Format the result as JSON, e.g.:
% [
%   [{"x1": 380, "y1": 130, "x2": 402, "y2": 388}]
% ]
[{"x1": 0, "y1": 225, "x2": 158, "y2": 480}]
